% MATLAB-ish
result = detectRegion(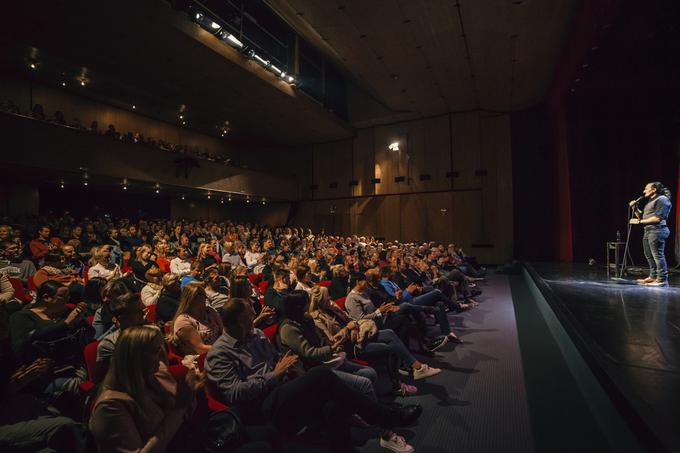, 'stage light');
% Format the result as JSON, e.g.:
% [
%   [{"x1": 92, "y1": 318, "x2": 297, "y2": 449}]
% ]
[
  {"x1": 270, "y1": 65, "x2": 282, "y2": 75},
  {"x1": 246, "y1": 197, "x2": 251, "y2": 204},
  {"x1": 388, "y1": 142, "x2": 400, "y2": 151},
  {"x1": 61, "y1": 82, "x2": 66, "y2": 87},
  {"x1": 132, "y1": 105, "x2": 136, "y2": 109},
  {"x1": 226, "y1": 34, "x2": 244, "y2": 48},
  {"x1": 287, "y1": 75, "x2": 295, "y2": 83},
  {"x1": 155, "y1": 189, "x2": 159, "y2": 194},
  {"x1": 228, "y1": 195, "x2": 232, "y2": 202},
  {"x1": 29, "y1": 63, "x2": 36, "y2": 69},
  {"x1": 181, "y1": 194, "x2": 185, "y2": 200},
  {"x1": 195, "y1": 13, "x2": 203, "y2": 20},
  {"x1": 60, "y1": 181, "x2": 64, "y2": 189},
  {"x1": 207, "y1": 193, "x2": 211, "y2": 199},
  {"x1": 123, "y1": 185, "x2": 128, "y2": 190},
  {"x1": 80, "y1": 80, "x2": 86, "y2": 86},
  {"x1": 83, "y1": 181, "x2": 88, "y2": 186},
  {"x1": 252, "y1": 52, "x2": 270, "y2": 67},
  {"x1": 182, "y1": 121, "x2": 187, "y2": 125},
  {"x1": 261, "y1": 198, "x2": 266, "y2": 206},
  {"x1": 179, "y1": 114, "x2": 183, "y2": 119},
  {"x1": 220, "y1": 198, "x2": 224, "y2": 204},
  {"x1": 210, "y1": 21, "x2": 220, "y2": 29}
]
